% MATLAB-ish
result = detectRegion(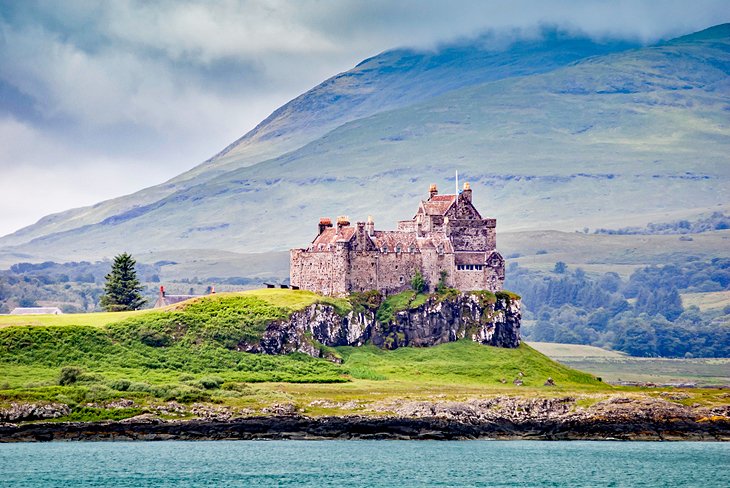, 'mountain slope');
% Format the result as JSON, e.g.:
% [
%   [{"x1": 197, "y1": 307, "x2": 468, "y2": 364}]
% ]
[
  {"x1": 0, "y1": 27, "x2": 634, "y2": 251},
  {"x1": 1, "y1": 25, "x2": 729, "y2": 266}
]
